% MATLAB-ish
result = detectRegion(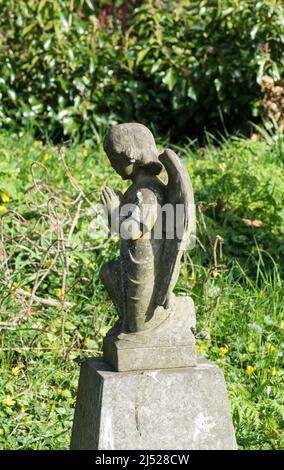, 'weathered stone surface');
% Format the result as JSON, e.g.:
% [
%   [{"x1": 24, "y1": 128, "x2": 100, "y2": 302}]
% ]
[
  {"x1": 71, "y1": 358, "x2": 237, "y2": 450},
  {"x1": 104, "y1": 295, "x2": 197, "y2": 371},
  {"x1": 100, "y1": 123, "x2": 196, "y2": 360},
  {"x1": 71, "y1": 124, "x2": 237, "y2": 450}
]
